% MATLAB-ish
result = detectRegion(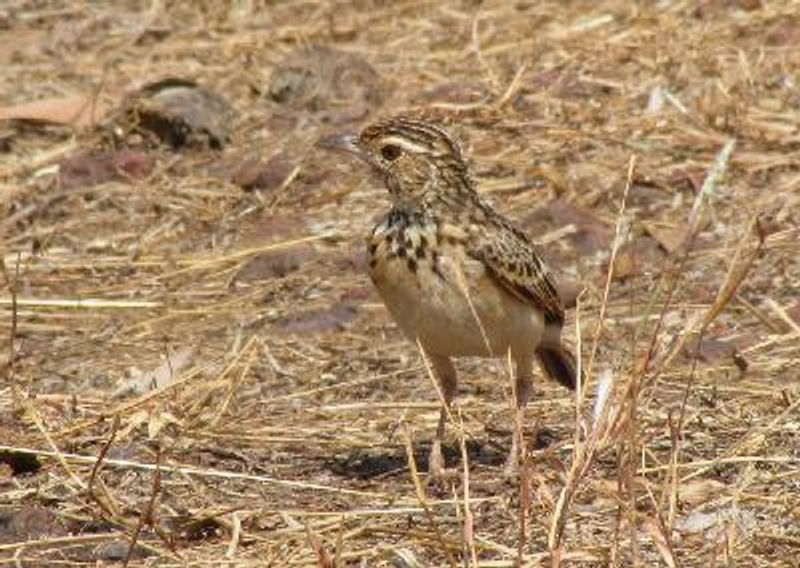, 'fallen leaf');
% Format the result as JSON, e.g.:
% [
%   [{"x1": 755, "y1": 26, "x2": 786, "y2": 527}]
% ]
[
  {"x1": 613, "y1": 249, "x2": 637, "y2": 281},
  {"x1": 275, "y1": 300, "x2": 359, "y2": 335},
  {"x1": 666, "y1": 167, "x2": 706, "y2": 193},
  {"x1": 58, "y1": 149, "x2": 154, "y2": 189},
  {"x1": 676, "y1": 510, "x2": 719, "y2": 534},
  {"x1": 675, "y1": 506, "x2": 757, "y2": 538},
  {"x1": 234, "y1": 245, "x2": 317, "y2": 282},
  {"x1": 0, "y1": 93, "x2": 111, "y2": 128},
  {"x1": 766, "y1": 17, "x2": 800, "y2": 46},
  {"x1": 683, "y1": 338, "x2": 736, "y2": 364},
  {"x1": 0, "y1": 29, "x2": 46, "y2": 64},
  {"x1": 232, "y1": 153, "x2": 296, "y2": 192},
  {"x1": 643, "y1": 518, "x2": 677, "y2": 568},
  {"x1": 93, "y1": 539, "x2": 151, "y2": 561},
  {"x1": 787, "y1": 301, "x2": 800, "y2": 326},
  {"x1": 644, "y1": 222, "x2": 687, "y2": 254},
  {"x1": 114, "y1": 347, "x2": 195, "y2": 397},
  {"x1": 679, "y1": 479, "x2": 726, "y2": 506},
  {"x1": 0, "y1": 506, "x2": 67, "y2": 544},
  {"x1": 608, "y1": 236, "x2": 666, "y2": 280},
  {"x1": 238, "y1": 213, "x2": 308, "y2": 250},
  {"x1": 523, "y1": 201, "x2": 612, "y2": 256}
]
